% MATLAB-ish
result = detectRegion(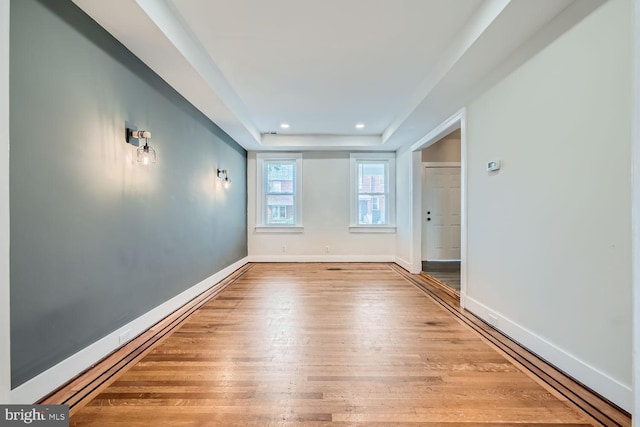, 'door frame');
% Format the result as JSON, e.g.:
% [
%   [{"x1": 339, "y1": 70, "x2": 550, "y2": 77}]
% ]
[
  {"x1": 422, "y1": 163, "x2": 461, "y2": 262},
  {"x1": 410, "y1": 109, "x2": 467, "y2": 306}
]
